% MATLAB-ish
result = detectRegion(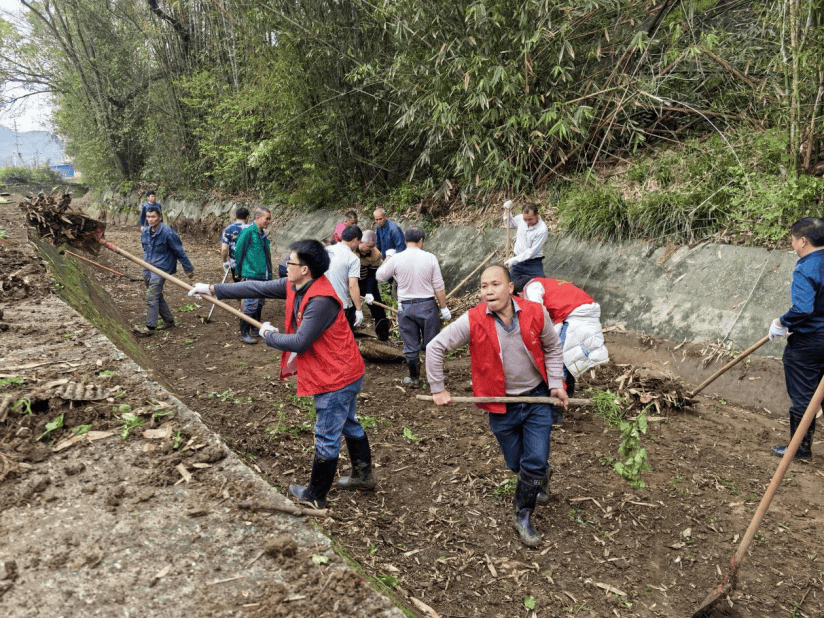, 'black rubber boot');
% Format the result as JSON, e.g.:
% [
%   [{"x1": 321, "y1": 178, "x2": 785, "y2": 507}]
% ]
[
  {"x1": 772, "y1": 416, "x2": 801, "y2": 457},
  {"x1": 289, "y1": 456, "x2": 339, "y2": 507},
  {"x1": 403, "y1": 358, "x2": 420, "y2": 387},
  {"x1": 337, "y1": 435, "x2": 376, "y2": 490},
  {"x1": 512, "y1": 471, "x2": 542, "y2": 547},
  {"x1": 536, "y1": 467, "x2": 553, "y2": 506},
  {"x1": 239, "y1": 321, "x2": 258, "y2": 344},
  {"x1": 251, "y1": 307, "x2": 263, "y2": 336}
]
